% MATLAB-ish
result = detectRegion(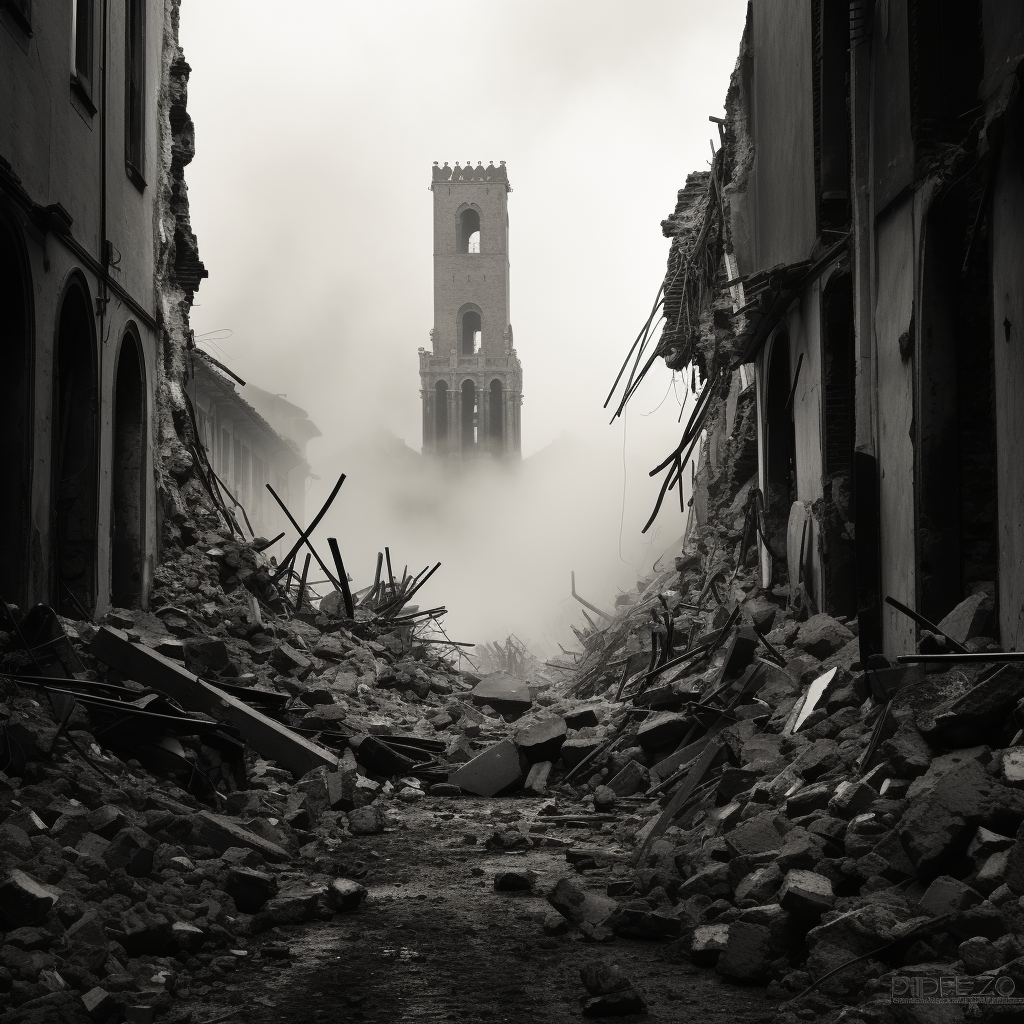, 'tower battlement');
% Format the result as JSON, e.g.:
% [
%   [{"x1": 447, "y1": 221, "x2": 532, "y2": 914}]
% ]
[
  {"x1": 431, "y1": 161, "x2": 511, "y2": 190},
  {"x1": 420, "y1": 161, "x2": 522, "y2": 458}
]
